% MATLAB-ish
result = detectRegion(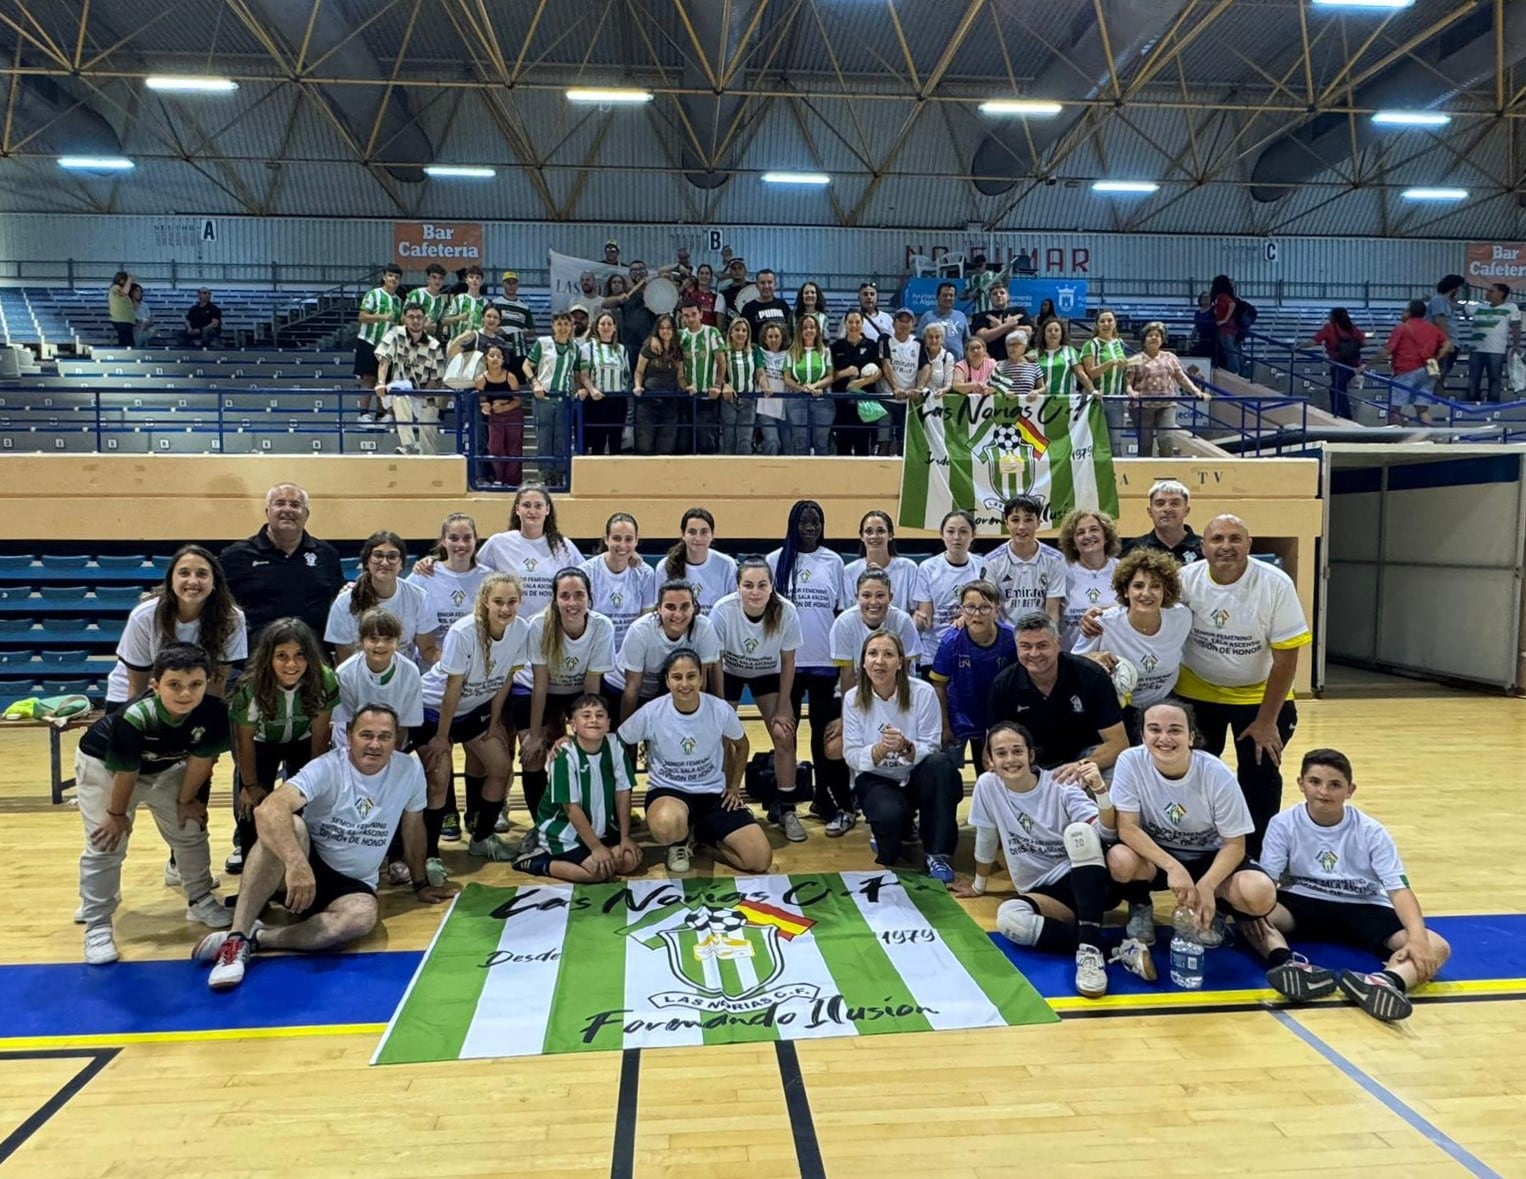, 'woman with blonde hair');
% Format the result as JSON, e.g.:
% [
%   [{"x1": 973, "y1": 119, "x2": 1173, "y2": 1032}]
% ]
[{"x1": 1056, "y1": 508, "x2": 1120, "y2": 651}]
